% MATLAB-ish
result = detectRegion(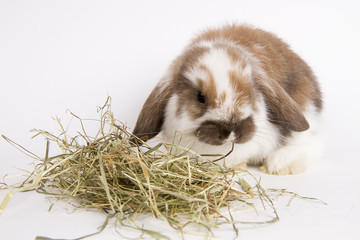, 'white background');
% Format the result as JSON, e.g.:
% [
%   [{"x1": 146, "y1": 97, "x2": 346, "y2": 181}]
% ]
[{"x1": 1, "y1": 0, "x2": 360, "y2": 239}]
